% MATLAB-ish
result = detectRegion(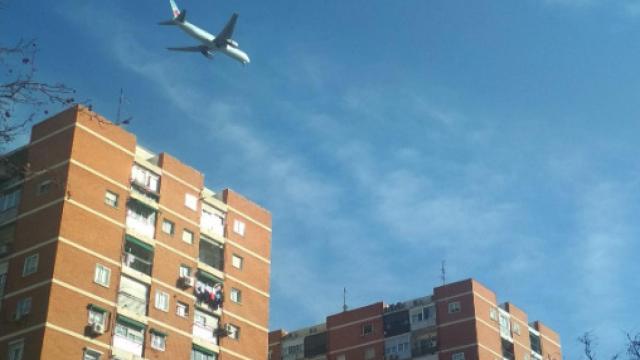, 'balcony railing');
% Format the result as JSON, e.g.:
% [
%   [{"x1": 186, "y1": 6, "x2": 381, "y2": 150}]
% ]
[
  {"x1": 199, "y1": 241, "x2": 224, "y2": 271},
  {"x1": 200, "y1": 212, "x2": 224, "y2": 237},
  {"x1": 126, "y1": 211, "x2": 155, "y2": 239},
  {"x1": 123, "y1": 253, "x2": 152, "y2": 276},
  {"x1": 412, "y1": 345, "x2": 438, "y2": 357},
  {"x1": 131, "y1": 185, "x2": 159, "y2": 204},
  {"x1": 112, "y1": 334, "x2": 144, "y2": 357},
  {"x1": 193, "y1": 323, "x2": 218, "y2": 345},
  {"x1": 117, "y1": 292, "x2": 147, "y2": 316}
]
